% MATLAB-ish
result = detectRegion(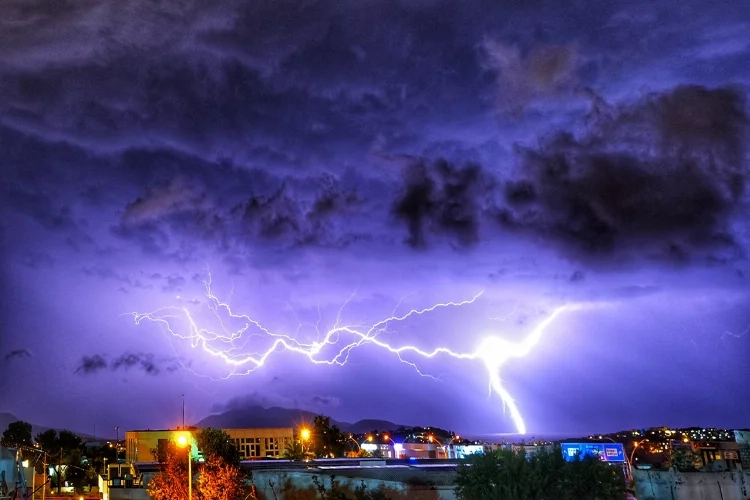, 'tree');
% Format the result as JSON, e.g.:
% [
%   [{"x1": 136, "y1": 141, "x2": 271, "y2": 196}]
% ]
[
  {"x1": 147, "y1": 447, "x2": 190, "y2": 500},
  {"x1": 311, "y1": 416, "x2": 347, "y2": 458},
  {"x1": 63, "y1": 449, "x2": 87, "y2": 492},
  {"x1": 669, "y1": 447, "x2": 701, "y2": 471},
  {"x1": 312, "y1": 475, "x2": 348, "y2": 500},
  {"x1": 283, "y1": 439, "x2": 306, "y2": 461},
  {"x1": 150, "y1": 442, "x2": 247, "y2": 500},
  {"x1": 455, "y1": 447, "x2": 626, "y2": 500},
  {"x1": 353, "y1": 482, "x2": 391, "y2": 500},
  {"x1": 195, "y1": 456, "x2": 246, "y2": 500},
  {"x1": 196, "y1": 428, "x2": 240, "y2": 467},
  {"x1": 34, "y1": 429, "x2": 86, "y2": 494},
  {"x1": 1, "y1": 421, "x2": 32, "y2": 448}
]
